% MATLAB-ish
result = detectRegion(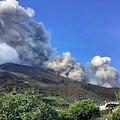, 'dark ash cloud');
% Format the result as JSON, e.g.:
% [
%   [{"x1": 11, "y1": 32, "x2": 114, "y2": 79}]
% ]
[{"x1": 0, "y1": 0, "x2": 54, "y2": 66}]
